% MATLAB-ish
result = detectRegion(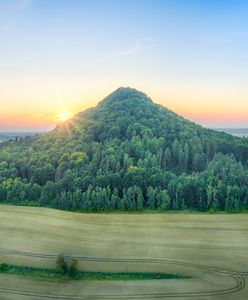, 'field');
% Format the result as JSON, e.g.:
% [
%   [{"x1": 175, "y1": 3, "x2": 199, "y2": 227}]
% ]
[{"x1": 0, "y1": 205, "x2": 247, "y2": 299}]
